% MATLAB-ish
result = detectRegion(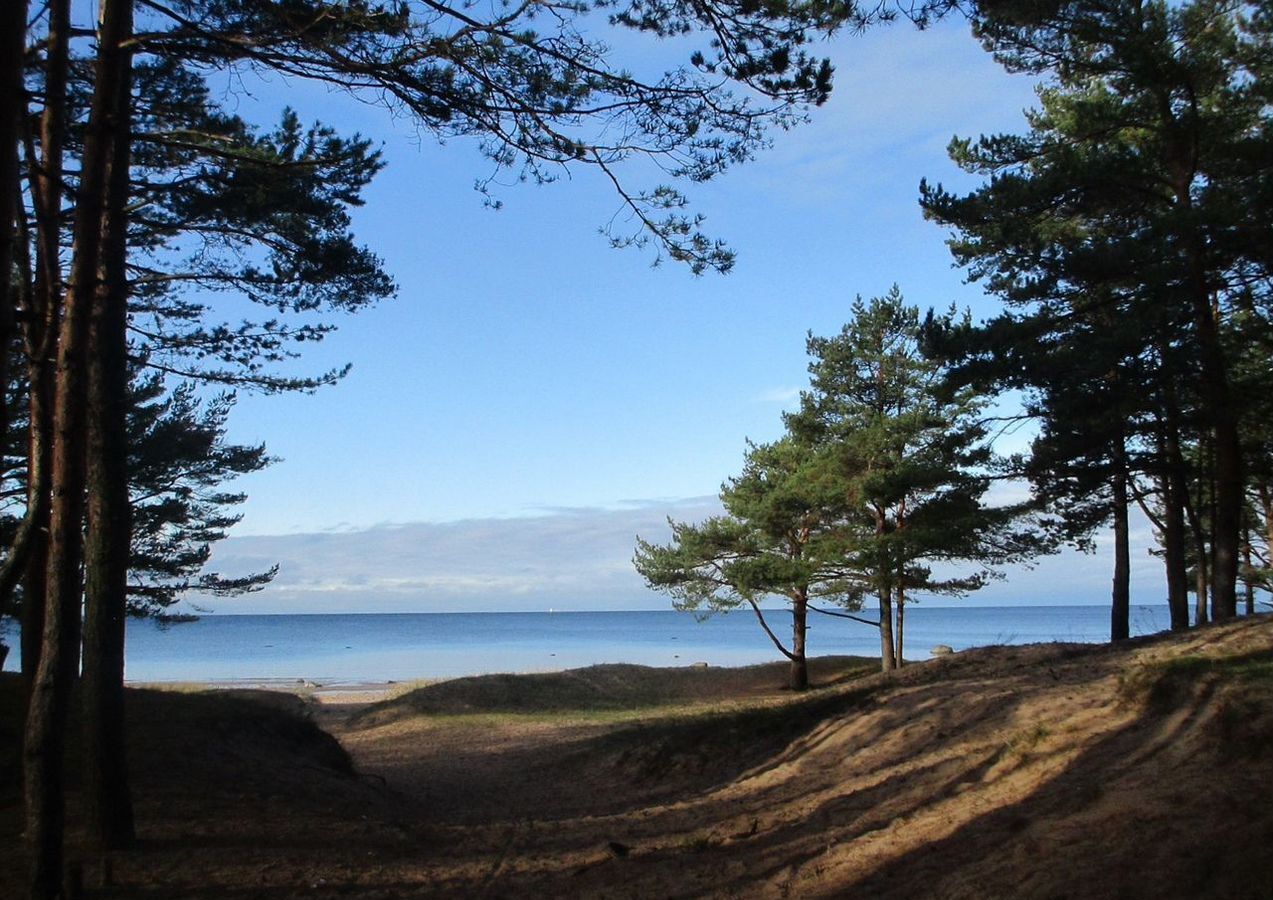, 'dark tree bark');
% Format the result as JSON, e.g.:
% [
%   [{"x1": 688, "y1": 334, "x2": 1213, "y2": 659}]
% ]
[
  {"x1": 1206, "y1": 392, "x2": 1242, "y2": 623},
  {"x1": 20, "y1": 365, "x2": 54, "y2": 680},
  {"x1": 1183, "y1": 480, "x2": 1210, "y2": 627},
  {"x1": 0, "y1": 0, "x2": 27, "y2": 646},
  {"x1": 21, "y1": 0, "x2": 74, "y2": 887},
  {"x1": 11, "y1": 157, "x2": 56, "y2": 683},
  {"x1": 744, "y1": 597, "x2": 808, "y2": 691},
  {"x1": 0, "y1": 0, "x2": 21, "y2": 442},
  {"x1": 1194, "y1": 551, "x2": 1209, "y2": 627},
  {"x1": 1160, "y1": 470, "x2": 1191, "y2": 631},
  {"x1": 1110, "y1": 452, "x2": 1131, "y2": 641},
  {"x1": 1243, "y1": 540, "x2": 1254, "y2": 617},
  {"x1": 895, "y1": 583, "x2": 906, "y2": 669},
  {"x1": 18, "y1": 0, "x2": 71, "y2": 684},
  {"x1": 878, "y1": 586, "x2": 896, "y2": 673},
  {"x1": 789, "y1": 593, "x2": 809, "y2": 691},
  {"x1": 25, "y1": 0, "x2": 134, "y2": 894},
  {"x1": 1157, "y1": 405, "x2": 1192, "y2": 630},
  {"x1": 82, "y1": 0, "x2": 136, "y2": 848},
  {"x1": 1173, "y1": 172, "x2": 1241, "y2": 621}
]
